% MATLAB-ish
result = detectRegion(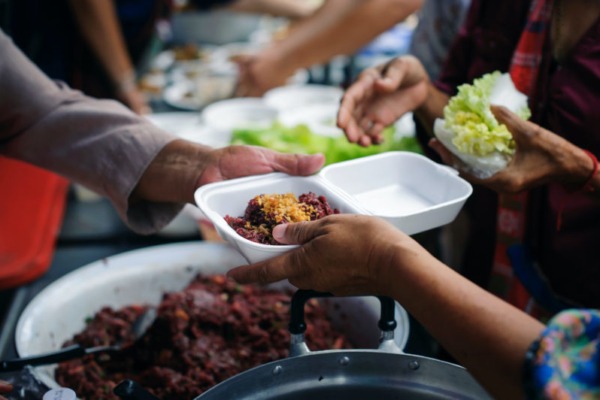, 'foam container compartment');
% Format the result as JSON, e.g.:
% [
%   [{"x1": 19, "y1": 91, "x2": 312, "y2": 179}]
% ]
[{"x1": 195, "y1": 152, "x2": 473, "y2": 263}]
